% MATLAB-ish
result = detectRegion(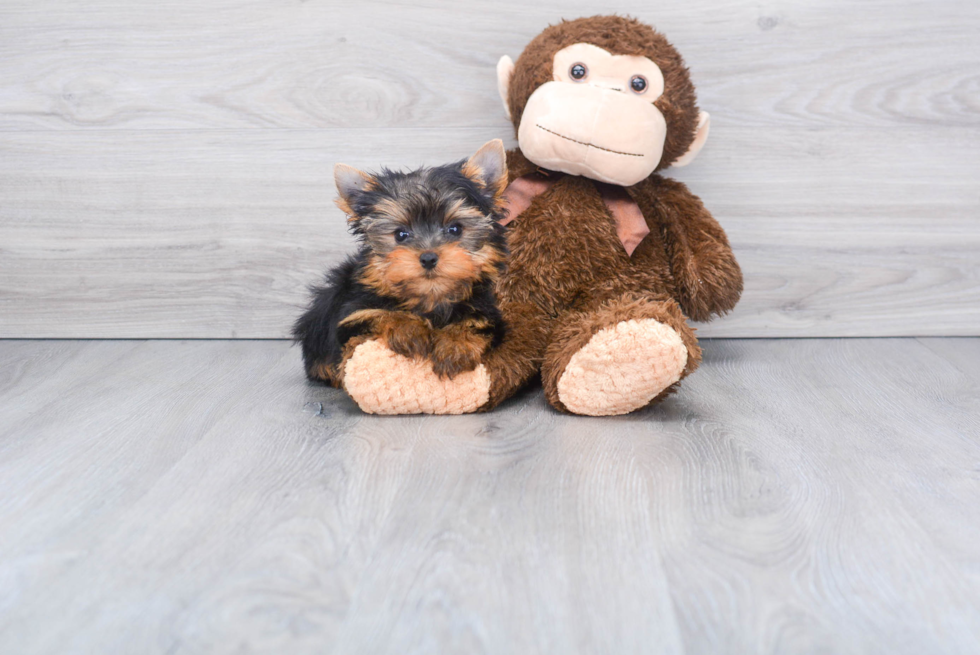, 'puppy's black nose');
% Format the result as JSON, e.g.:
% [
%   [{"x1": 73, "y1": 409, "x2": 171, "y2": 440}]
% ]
[{"x1": 419, "y1": 251, "x2": 439, "y2": 270}]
